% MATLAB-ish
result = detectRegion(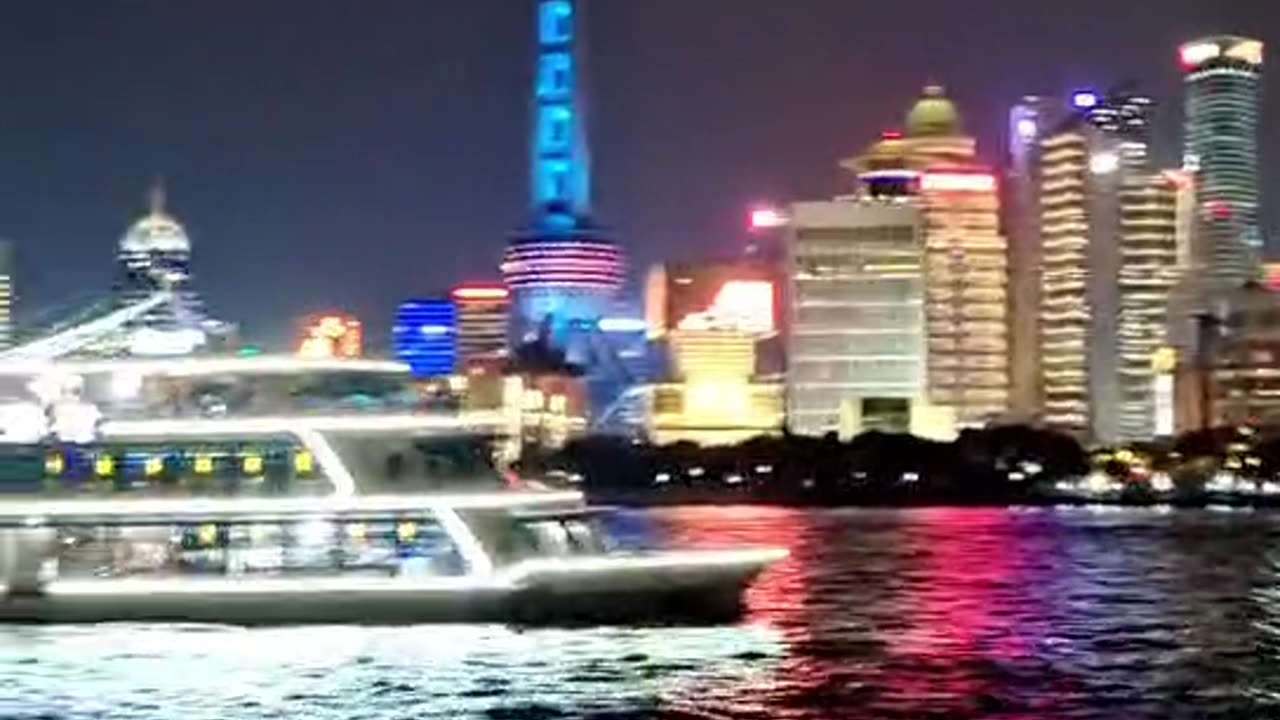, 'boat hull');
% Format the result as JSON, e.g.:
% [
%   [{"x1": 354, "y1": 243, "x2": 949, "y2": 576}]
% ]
[{"x1": 0, "y1": 552, "x2": 778, "y2": 626}]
